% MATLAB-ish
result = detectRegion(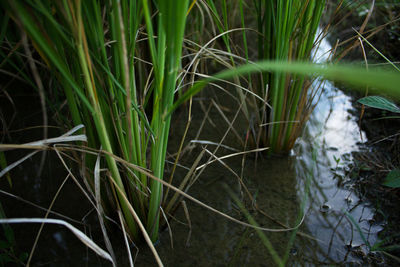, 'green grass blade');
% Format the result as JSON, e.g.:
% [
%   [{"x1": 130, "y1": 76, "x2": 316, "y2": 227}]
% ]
[{"x1": 170, "y1": 61, "x2": 400, "y2": 116}]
